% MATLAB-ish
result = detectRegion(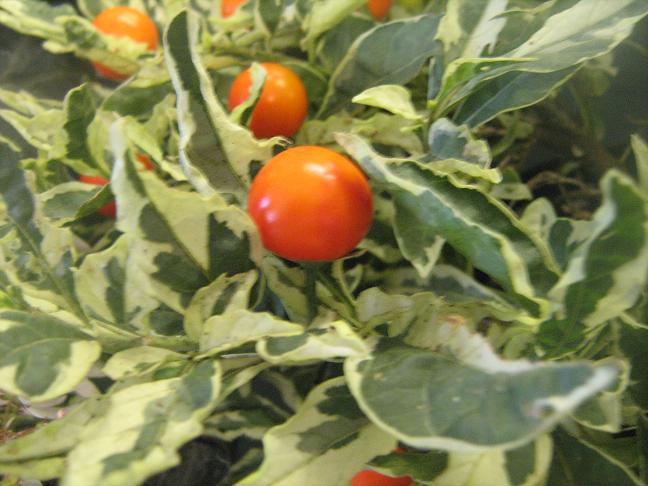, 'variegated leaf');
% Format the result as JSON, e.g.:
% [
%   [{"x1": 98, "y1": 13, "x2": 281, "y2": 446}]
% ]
[
  {"x1": 0, "y1": 310, "x2": 100, "y2": 402},
  {"x1": 61, "y1": 360, "x2": 221, "y2": 486},
  {"x1": 238, "y1": 377, "x2": 397, "y2": 486},
  {"x1": 337, "y1": 133, "x2": 558, "y2": 318},
  {"x1": 345, "y1": 323, "x2": 618, "y2": 451}
]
